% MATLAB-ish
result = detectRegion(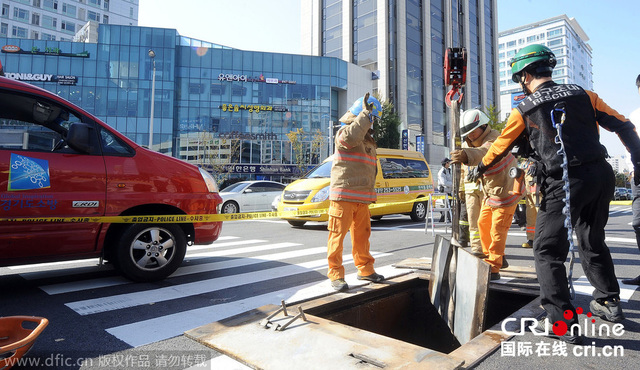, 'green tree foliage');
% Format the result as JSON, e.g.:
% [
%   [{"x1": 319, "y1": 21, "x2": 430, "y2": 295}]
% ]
[
  {"x1": 286, "y1": 128, "x2": 325, "y2": 177},
  {"x1": 485, "y1": 104, "x2": 506, "y2": 132},
  {"x1": 615, "y1": 171, "x2": 631, "y2": 188},
  {"x1": 373, "y1": 97, "x2": 401, "y2": 148}
]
